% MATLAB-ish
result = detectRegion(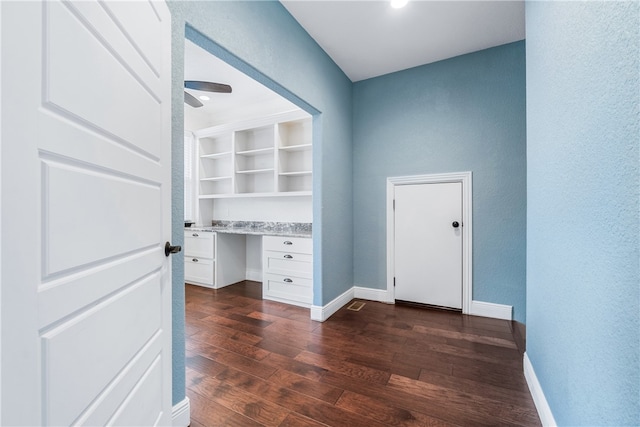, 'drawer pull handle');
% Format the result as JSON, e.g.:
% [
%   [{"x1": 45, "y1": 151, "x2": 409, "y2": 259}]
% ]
[
  {"x1": 284, "y1": 278, "x2": 293, "y2": 283},
  {"x1": 192, "y1": 258, "x2": 199, "y2": 262},
  {"x1": 192, "y1": 233, "x2": 199, "y2": 237},
  {"x1": 284, "y1": 254, "x2": 293, "y2": 259},
  {"x1": 283, "y1": 241, "x2": 293, "y2": 245}
]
